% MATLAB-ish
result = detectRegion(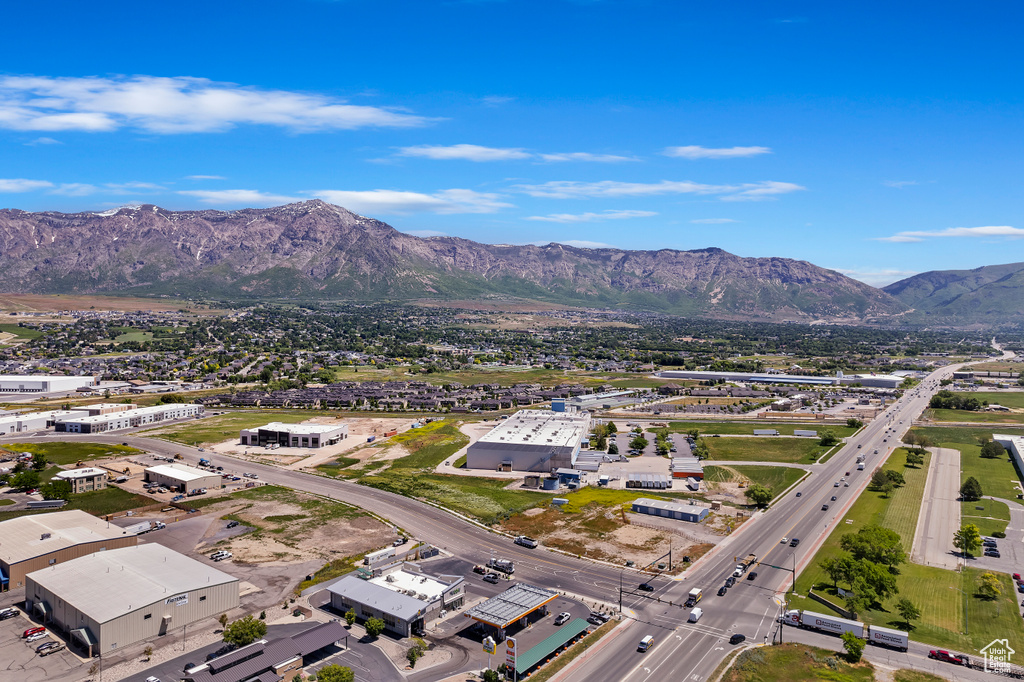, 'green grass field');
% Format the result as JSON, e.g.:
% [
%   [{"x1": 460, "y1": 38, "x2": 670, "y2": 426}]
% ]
[
  {"x1": 2, "y1": 441, "x2": 142, "y2": 465},
  {"x1": 0, "y1": 323, "x2": 43, "y2": 341},
  {"x1": 386, "y1": 420, "x2": 469, "y2": 470},
  {"x1": 961, "y1": 497, "x2": 1011, "y2": 536},
  {"x1": 704, "y1": 465, "x2": 806, "y2": 500},
  {"x1": 112, "y1": 330, "x2": 154, "y2": 343},
  {"x1": 704, "y1": 437, "x2": 831, "y2": 463},
  {"x1": 911, "y1": 426, "x2": 1024, "y2": 502},
  {"x1": 141, "y1": 411, "x2": 320, "y2": 445},
  {"x1": 722, "y1": 644, "x2": 876, "y2": 682},
  {"x1": 927, "y1": 408, "x2": 1024, "y2": 424},
  {"x1": 791, "y1": 447, "x2": 1024, "y2": 659},
  {"x1": 0, "y1": 486, "x2": 153, "y2": 522},
  {"x1": 666, "y1": 421, "x2": 858, "y2": 438}
]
